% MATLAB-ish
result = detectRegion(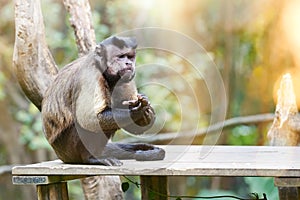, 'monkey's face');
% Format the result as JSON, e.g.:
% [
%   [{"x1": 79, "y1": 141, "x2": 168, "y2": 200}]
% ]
[
  {"x1": 98, "y1": 46, "x2": 136, "y2": 87},
  {"x1": 95, "y1": 36, "x2": 138, "y2": 87},
  {"x1": 107, "y1": 45, "x2": 136, "y2": 82}
]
